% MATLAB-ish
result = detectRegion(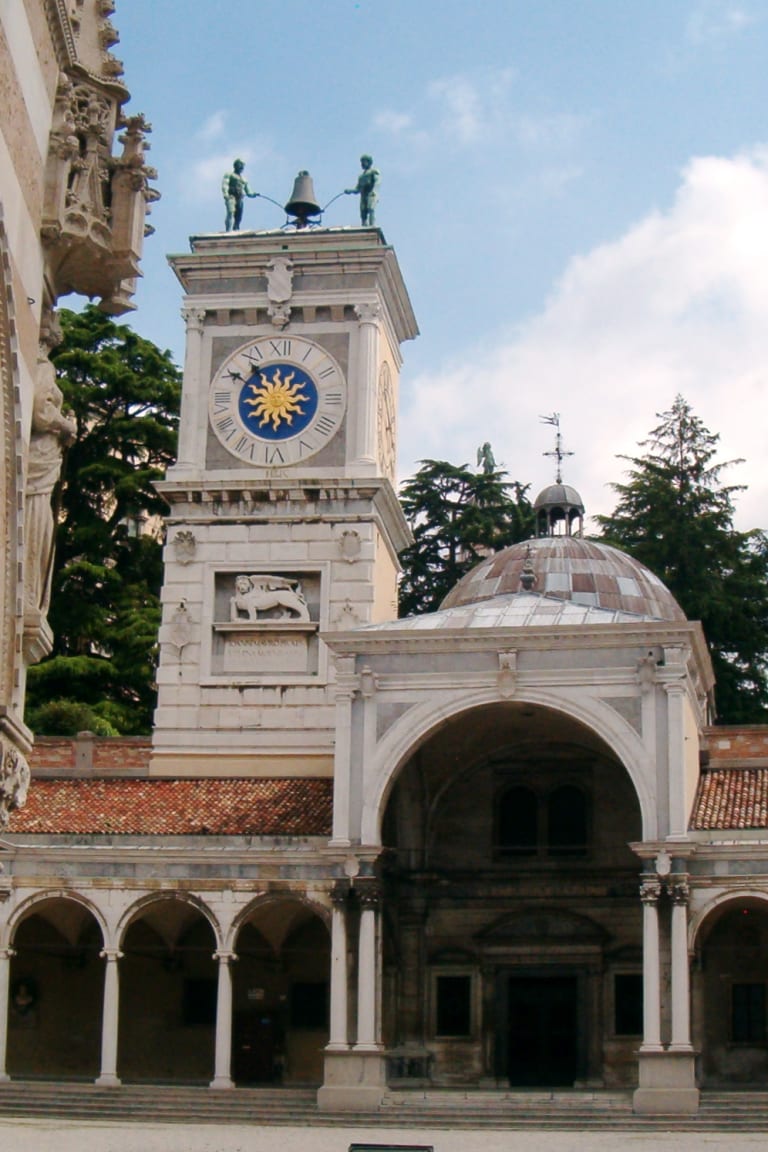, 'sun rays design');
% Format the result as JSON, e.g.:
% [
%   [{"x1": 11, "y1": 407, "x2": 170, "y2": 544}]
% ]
[{"x1": 243, "y1": 368, "x2": 310, "y2": 432}]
